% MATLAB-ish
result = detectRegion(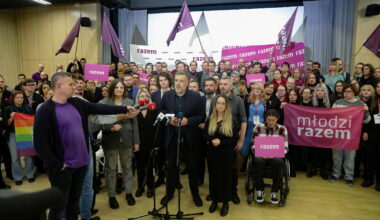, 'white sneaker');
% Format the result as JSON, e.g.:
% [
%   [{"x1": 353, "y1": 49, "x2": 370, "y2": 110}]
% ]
[
  {"x1": 256, "y1": 190, "x2": 265, "y2": 203},
  {"x1": 271, "y1": 192, "x2": 279, "y2": 204}
]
